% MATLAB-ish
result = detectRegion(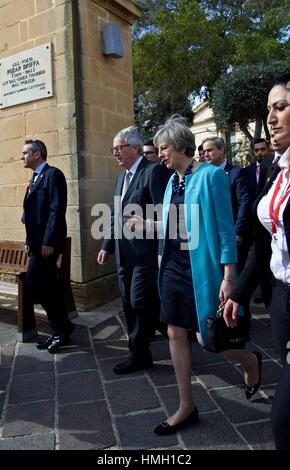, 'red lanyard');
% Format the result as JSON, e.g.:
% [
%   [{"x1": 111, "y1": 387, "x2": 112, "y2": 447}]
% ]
[{"x1": 269, "y1": 169, "x2": 290, "y2": 235}]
